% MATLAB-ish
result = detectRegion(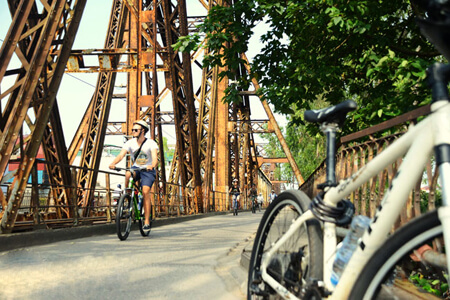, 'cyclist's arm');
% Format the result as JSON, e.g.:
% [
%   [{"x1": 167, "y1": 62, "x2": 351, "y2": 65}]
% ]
[
  {"x1": 109, "y1": 148, "x2": 128, "y2": 169},
  {"x1": 147, "y1": 147, "x2": 158, "y2": 170}
]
